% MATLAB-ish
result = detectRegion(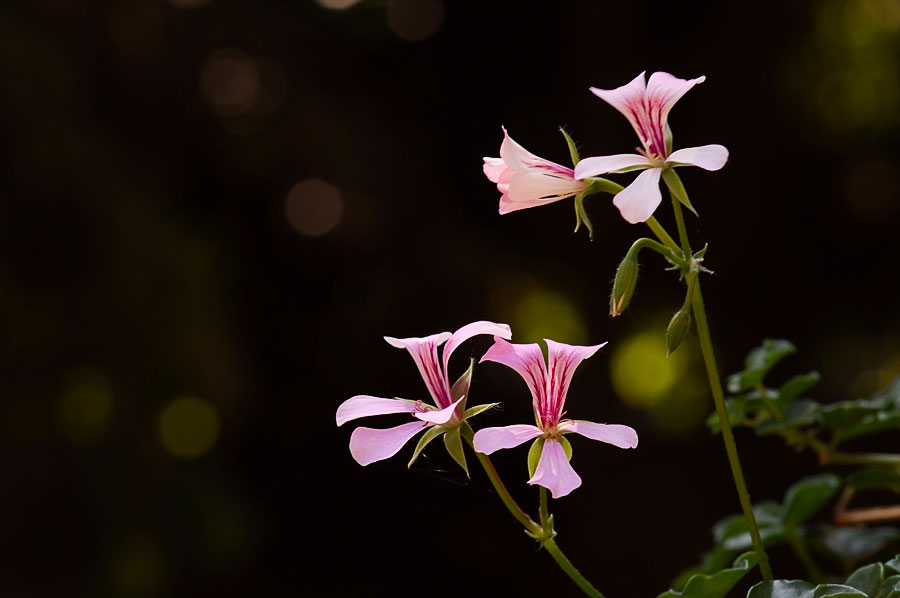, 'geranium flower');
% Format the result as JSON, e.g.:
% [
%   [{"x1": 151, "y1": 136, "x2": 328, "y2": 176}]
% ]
[
  {"x1": 472, "y1": 336, "x2": 638, "y2": 498},
  {"x1": 336, "y1": 321, "x2": 511, "y2": 468},
  {"x1": 484, "y1": 127, "x2": 587, "y2": 215},
  {"x1": 574, "y1": 71, "x2": 729, "y2": 224}
]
